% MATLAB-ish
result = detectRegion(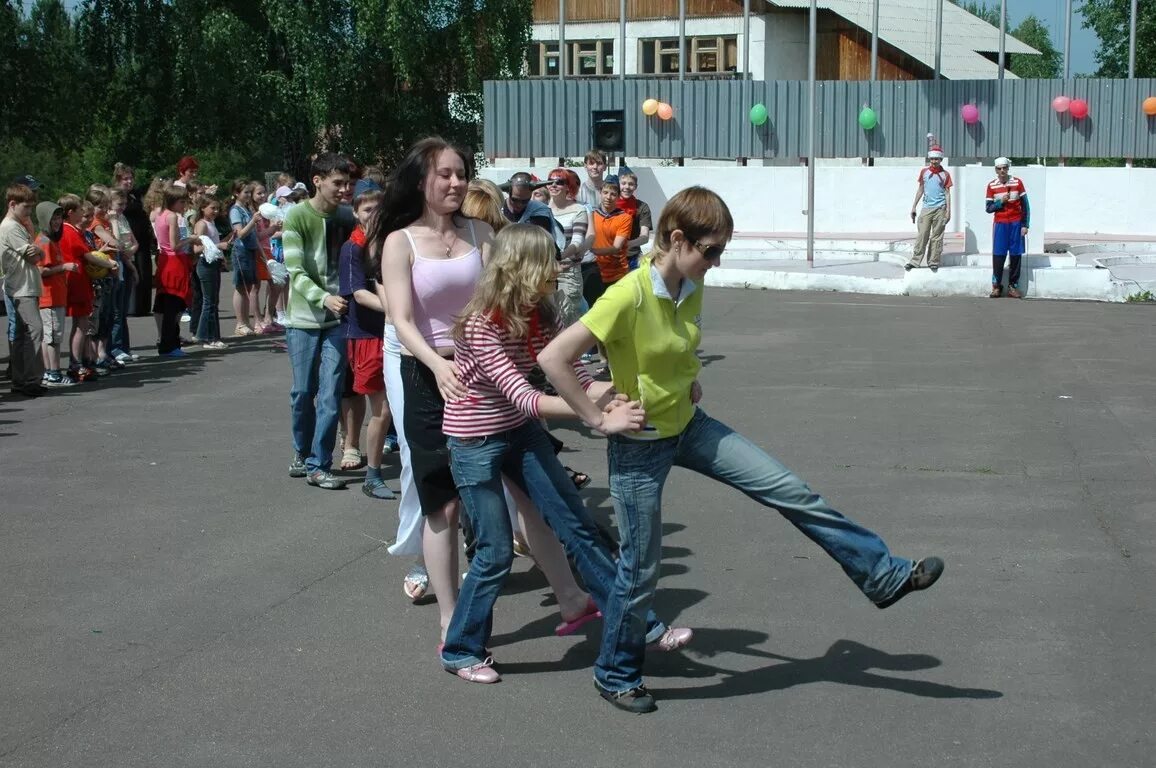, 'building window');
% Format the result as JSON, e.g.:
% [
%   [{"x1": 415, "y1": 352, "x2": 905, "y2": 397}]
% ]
[
  {"x1": 639, "y1": 36, "x2": 738, "y2": 74},
  {"x1": 527, "y1": 41, "x2": 559, "y2": 76},
  {"x1": 528, "y1": 40, "x2": 614, "y2": 76}
]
